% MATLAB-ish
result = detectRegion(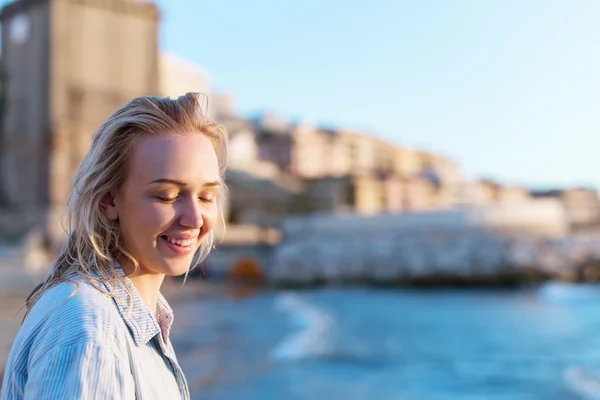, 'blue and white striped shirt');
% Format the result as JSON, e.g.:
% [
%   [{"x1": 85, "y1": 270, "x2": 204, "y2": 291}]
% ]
[{"x1": 1, "y1": 270, "x2": 189, "y2": 399}]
